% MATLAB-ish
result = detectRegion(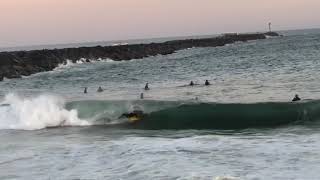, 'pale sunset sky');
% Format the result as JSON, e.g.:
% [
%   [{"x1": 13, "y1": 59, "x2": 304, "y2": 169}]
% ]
[{"x1": 0, "y1": 0, "x2": 319, "y2": 47}]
